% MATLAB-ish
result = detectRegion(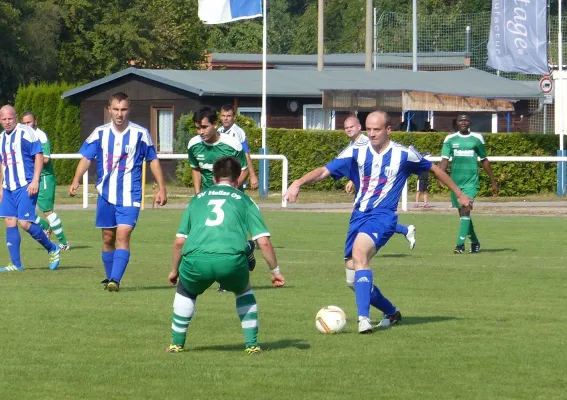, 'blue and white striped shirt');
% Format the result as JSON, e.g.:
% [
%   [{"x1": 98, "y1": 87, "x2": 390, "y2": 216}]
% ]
[
  {"x1": 79, "y1": 122, "x2": 157, "y2": 207},
  {"x1": 326, "y1": 140, "x2": 432, "y2": 212},
  {"x1": 0, "y1": 123, "x2": 42, "y2": 191}
]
